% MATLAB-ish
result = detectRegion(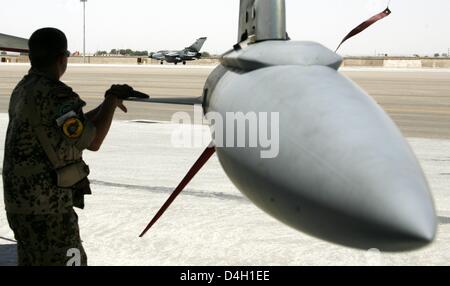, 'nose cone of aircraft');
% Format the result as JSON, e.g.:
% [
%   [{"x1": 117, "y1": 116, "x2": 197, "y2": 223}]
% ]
[{"x1": 208, "y1": 65, "x2": 437, "y2": 251}]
